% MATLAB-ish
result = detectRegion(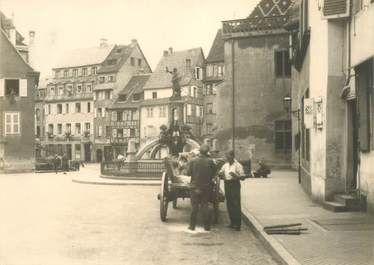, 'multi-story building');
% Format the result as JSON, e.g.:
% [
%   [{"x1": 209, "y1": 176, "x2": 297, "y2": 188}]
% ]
[
  {"x1": 218, "y1": 0, "x2": 294, "y2": 166},
  {"x1": 106, "y1": 74, "x2": 151, "y2": 161},
  {"x1": 140, "y1": 48, "x2": 205, "y2": 148},
  {"x1": 43, "y1": 40, "x2": 114, "y2": 161},
  {"x1": 34, "y1": 77, "x2": 48, "y2": 157},
  {"x1": 203, "y1": 29, "x2": 225, "y2": 141},
  {"x1": 287, "y1": 0, "x2": 374, "y2": 212},
  {"x1": 93, "y1": 39, "x2": 151, "y2": 161},
  {"x1": 0, "y1": 11, "x2": 40, "y2": 172}
]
